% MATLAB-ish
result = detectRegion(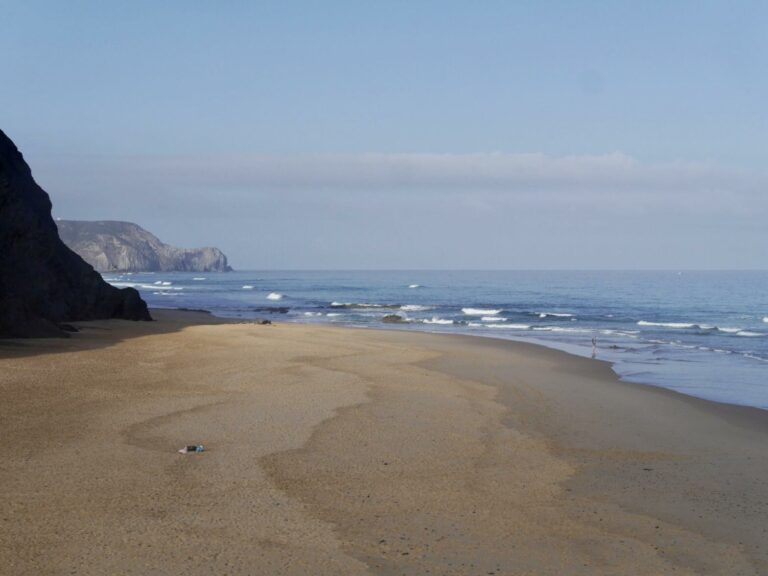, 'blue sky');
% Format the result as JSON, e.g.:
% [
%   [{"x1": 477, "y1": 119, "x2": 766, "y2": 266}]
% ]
[{"x1": 3, "y1": 1, "x2": 767, "y2": 268}]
